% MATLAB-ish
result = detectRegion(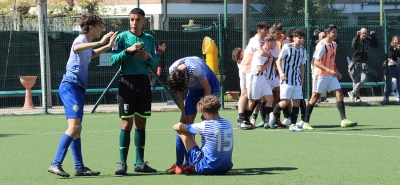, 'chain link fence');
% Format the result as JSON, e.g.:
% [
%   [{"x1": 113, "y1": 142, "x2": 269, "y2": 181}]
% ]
[{"x1": 1, "y1": 0, "x2": 400, "y2": 114}]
